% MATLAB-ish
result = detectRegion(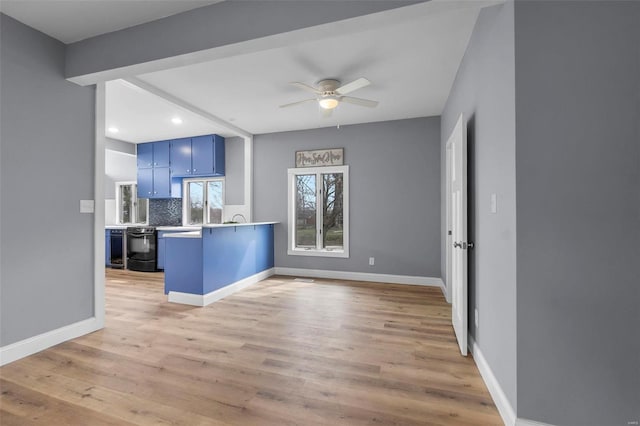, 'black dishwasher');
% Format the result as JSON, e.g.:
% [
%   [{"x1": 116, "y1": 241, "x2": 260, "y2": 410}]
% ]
[{"x1": 109, "y1": 229, "x2": 124, "y2": 268}]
